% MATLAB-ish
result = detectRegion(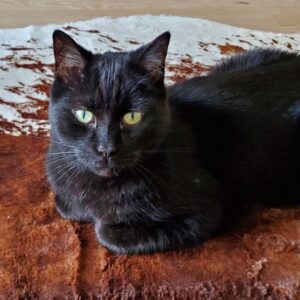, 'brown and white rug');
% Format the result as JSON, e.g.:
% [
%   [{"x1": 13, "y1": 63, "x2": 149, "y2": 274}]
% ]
[{"x1": 0, "y1": 15, "x2": 300, "y2": 299}]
